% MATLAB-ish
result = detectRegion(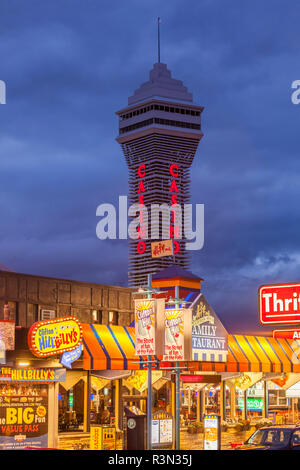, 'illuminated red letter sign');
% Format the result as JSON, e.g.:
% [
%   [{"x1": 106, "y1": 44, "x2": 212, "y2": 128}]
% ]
[
  {"x1": 273, "y1": 328, "x2": 300, "y2": 340},
  {"x1": 259, "y1": 283, "x2": 300, "y2": 325}
]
